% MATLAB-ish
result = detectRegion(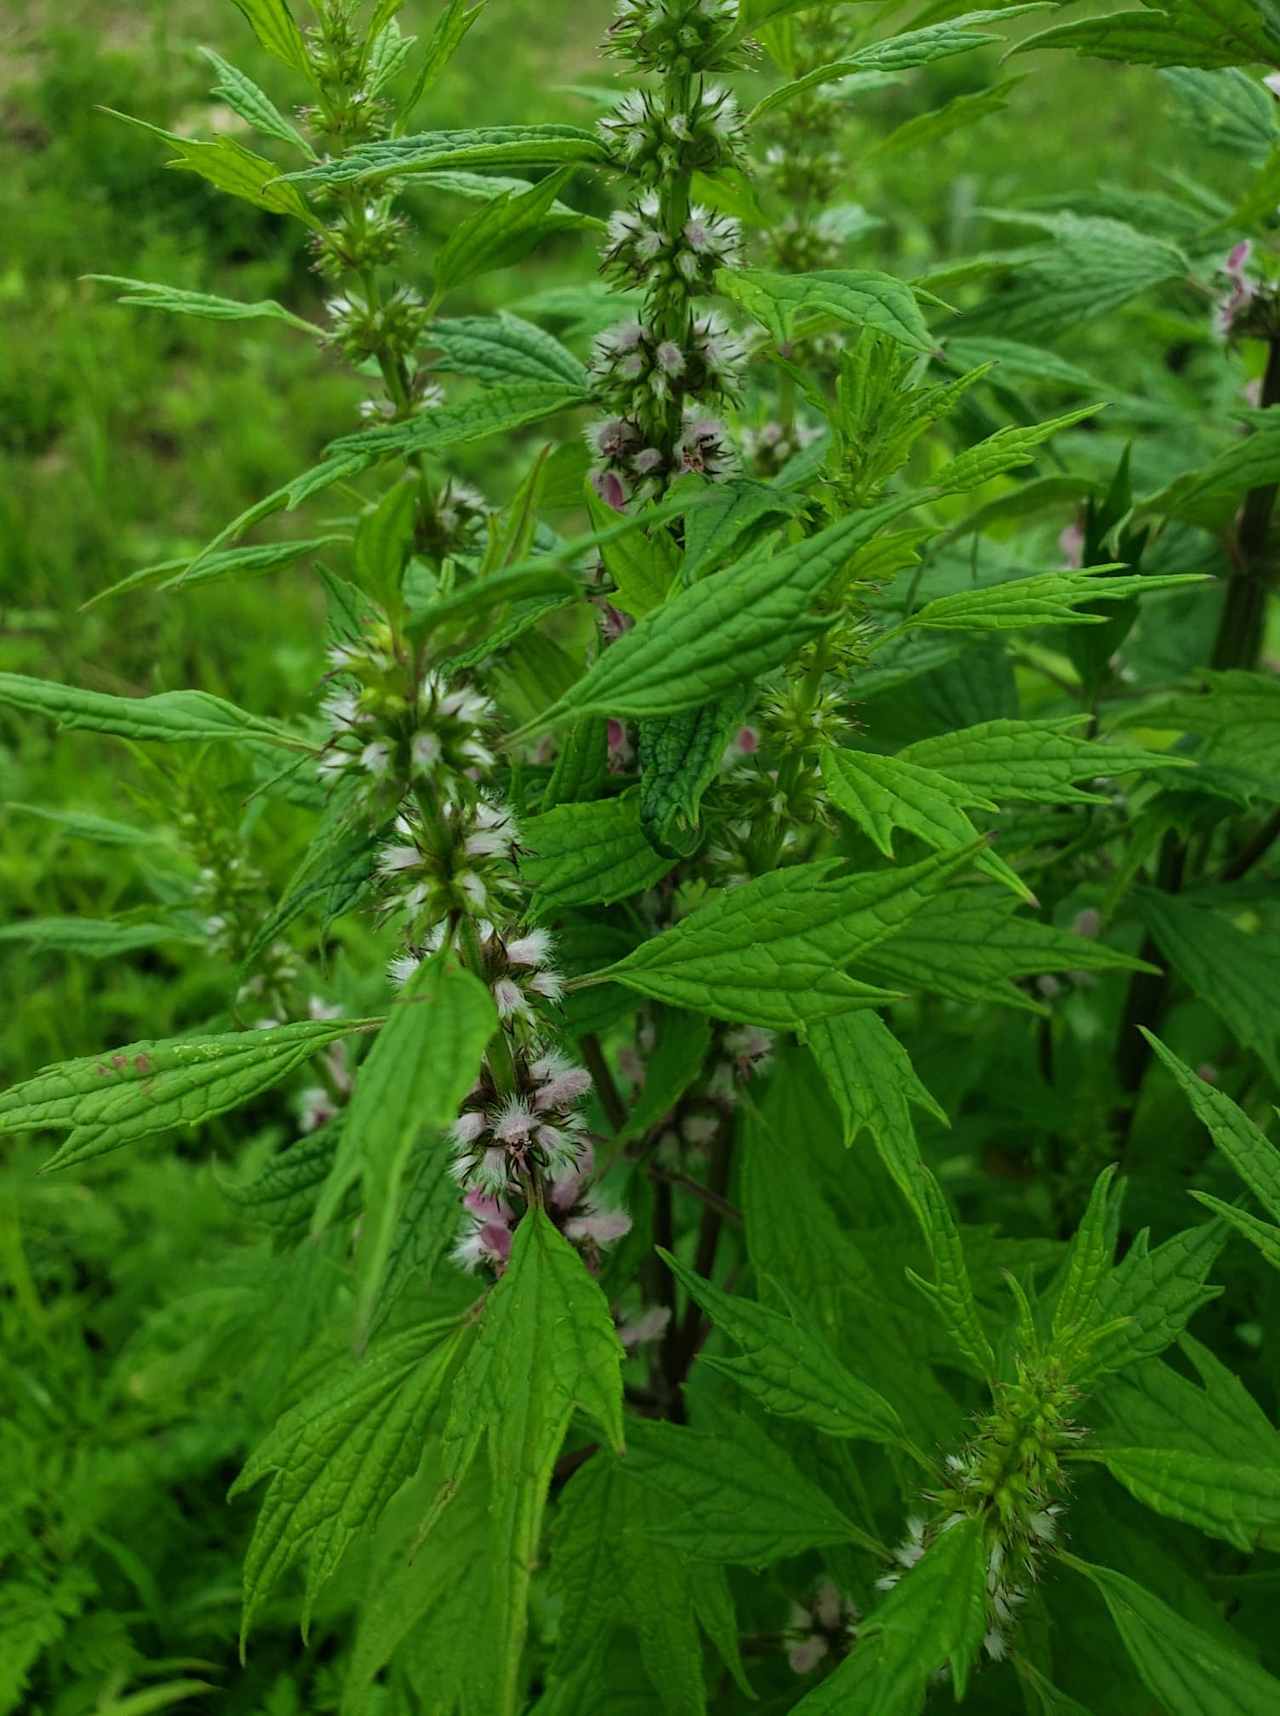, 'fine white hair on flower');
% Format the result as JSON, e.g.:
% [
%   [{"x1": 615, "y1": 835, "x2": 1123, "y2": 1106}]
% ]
[{"x1": 507, "y1": 928, "x2": 553, "y2": 967}]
